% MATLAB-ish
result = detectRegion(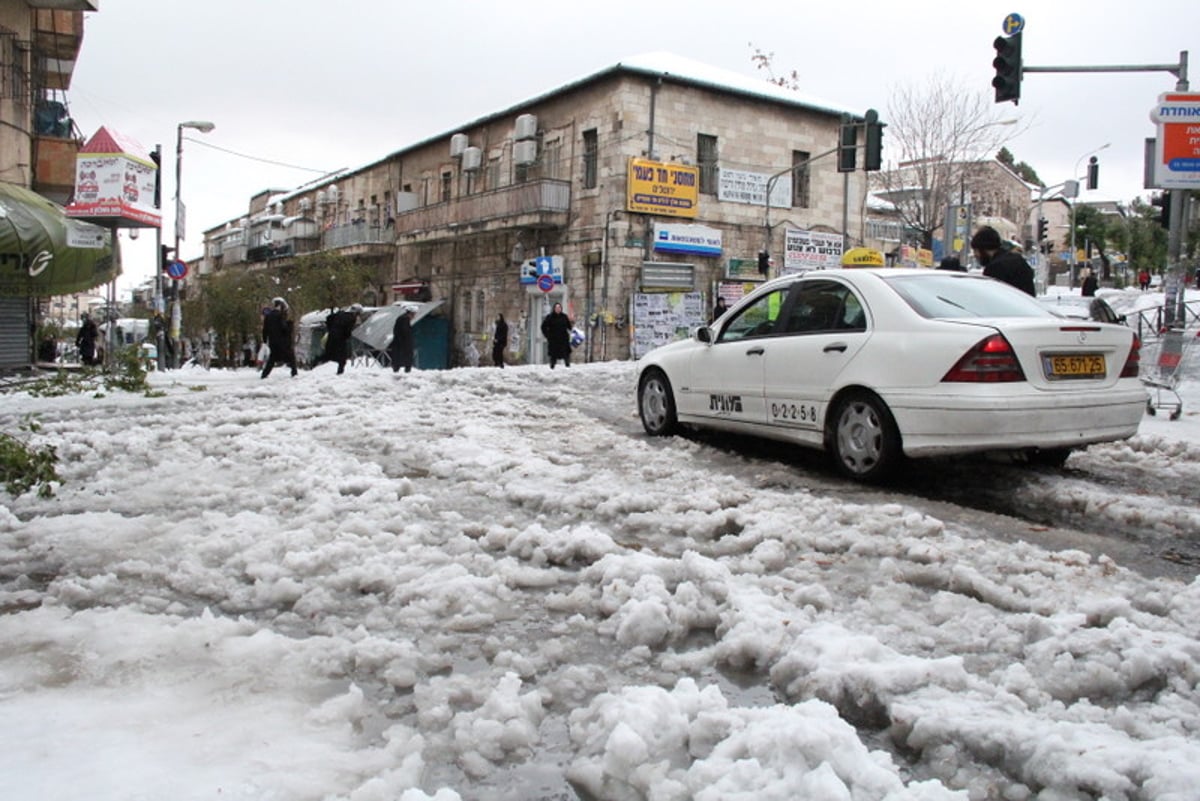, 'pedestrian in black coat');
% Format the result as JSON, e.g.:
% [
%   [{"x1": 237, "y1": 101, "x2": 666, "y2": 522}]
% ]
[
  {"x1": 324, "y1": 304, "x2": 361, "y2": 374},
  {"x1": 970, "y1": 226, "x2": 1036, "y2": 296},
  {"x1": 76, "y1": 313, "x2": 98, "y2": 365},
  {"x1": 1080, "y1": 268, "x2": 1098, "y2": 297},
  {"x1": 261, "y1": 297, "x2": 297, "y2": 378},
  {"x1": 390, "y1": 305, "x2": 416, "y2": 373},
  {"x1": 541, "y1": 302, "x2": 573, "y2": 368},
  {"x1": 492, "y1": 314, "x2": 508, "y2": 368}
]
